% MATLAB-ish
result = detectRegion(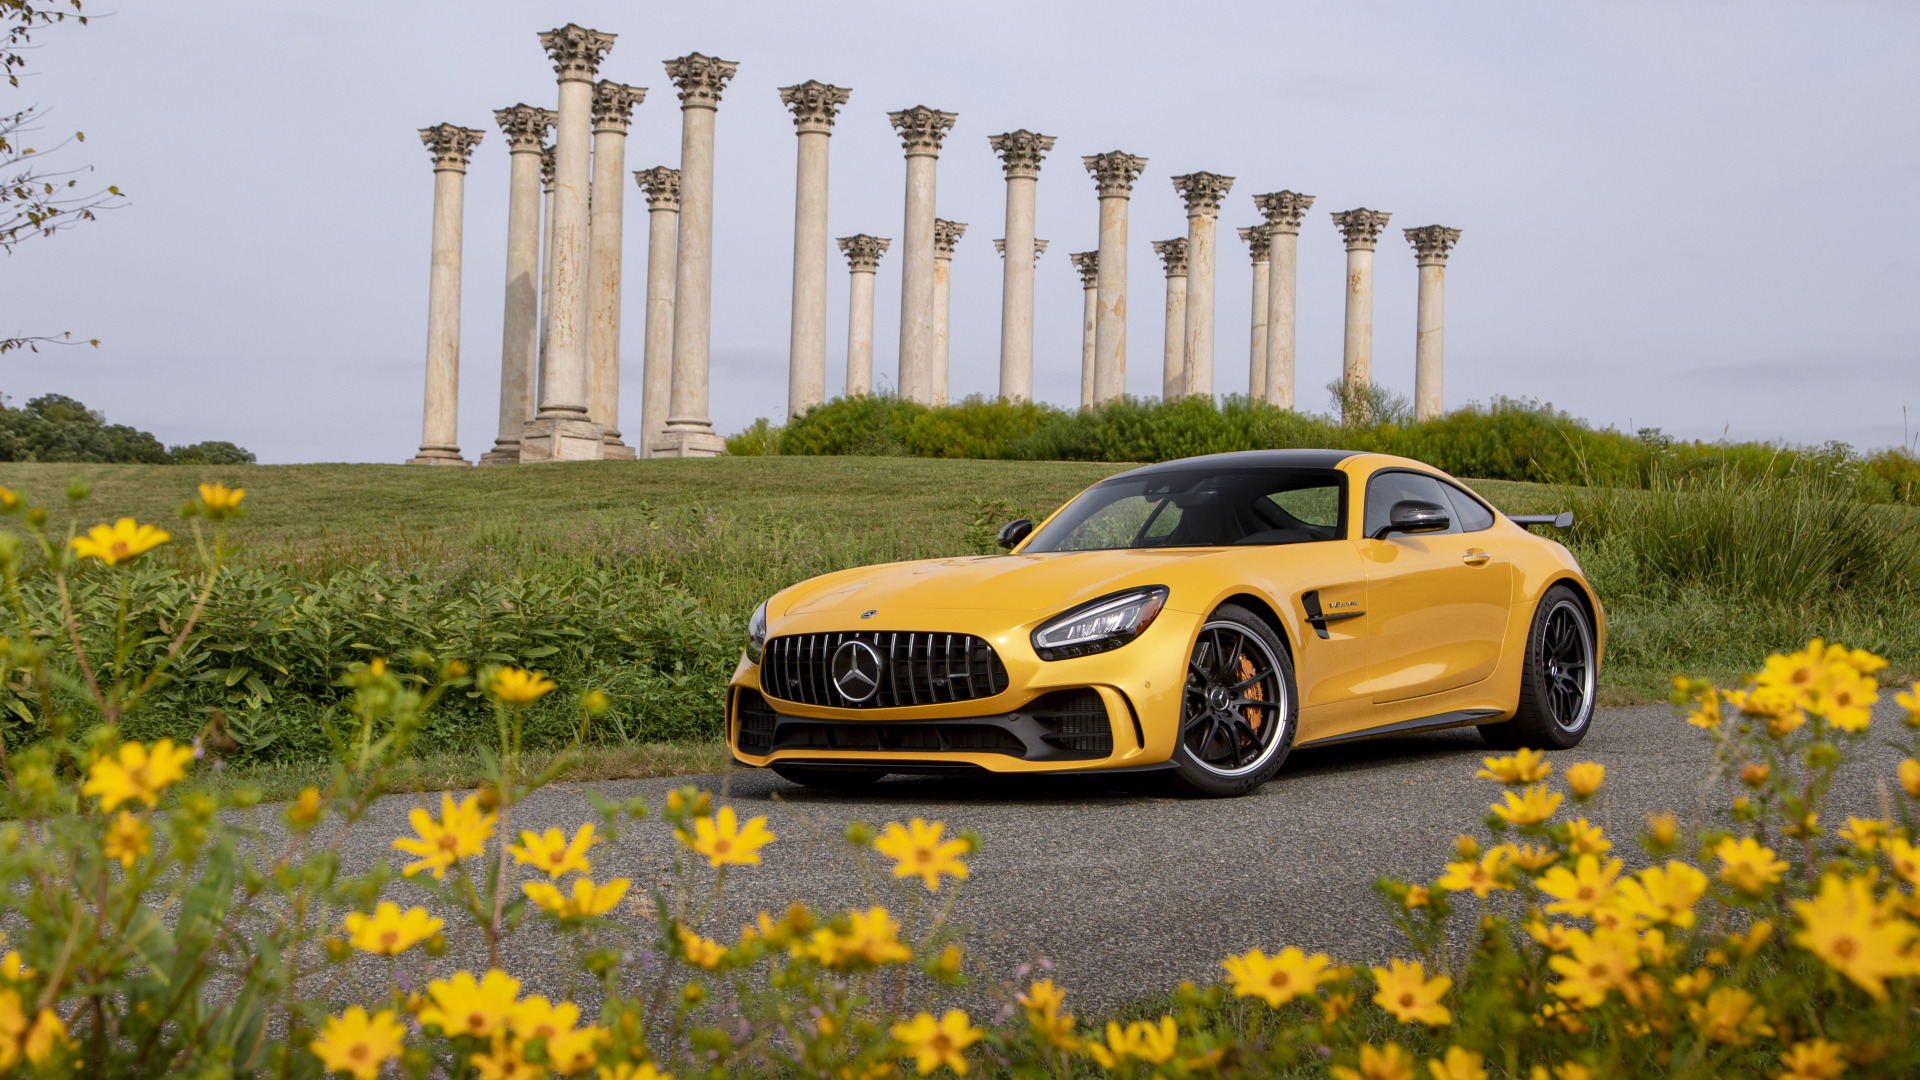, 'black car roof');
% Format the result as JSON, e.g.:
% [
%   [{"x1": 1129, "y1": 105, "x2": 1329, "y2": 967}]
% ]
[{"x1": 1104, "y1": 449, "x2": 1362, "y2": 482}]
